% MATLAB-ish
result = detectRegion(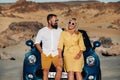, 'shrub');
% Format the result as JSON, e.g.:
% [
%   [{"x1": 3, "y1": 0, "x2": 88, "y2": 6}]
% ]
[{"x1": 98, "y1": 37, "x2": 113, "y2": 48}]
